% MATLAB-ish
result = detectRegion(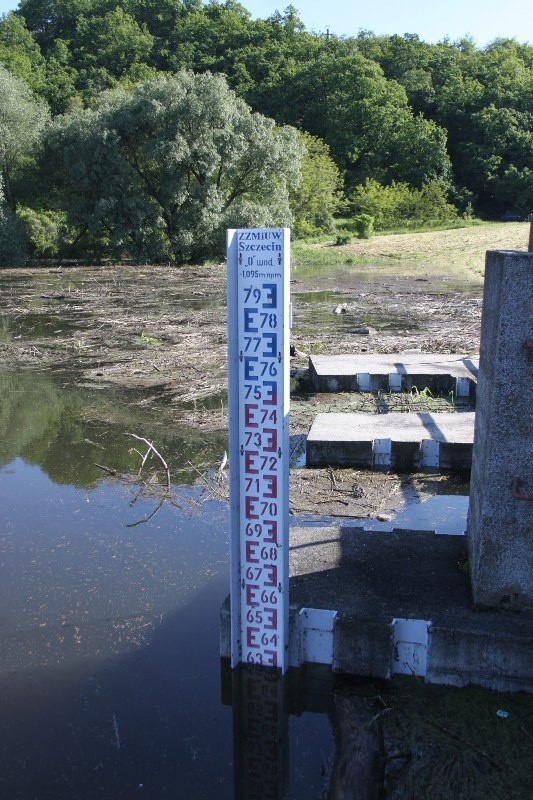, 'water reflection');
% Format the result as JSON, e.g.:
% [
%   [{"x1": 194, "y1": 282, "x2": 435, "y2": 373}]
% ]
[
  {"x1": 232, "y1": 667, "x2": 289, "y2": 799},
  {"x1": 0, "y1": 372, "x2": 227, "y2": 486},
  {"x1": 226, "y1": 665, "x2": 335, "y2": 800},
  {"x1": 0, "y1": 372, "x2": 336, "y2": 799}
]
